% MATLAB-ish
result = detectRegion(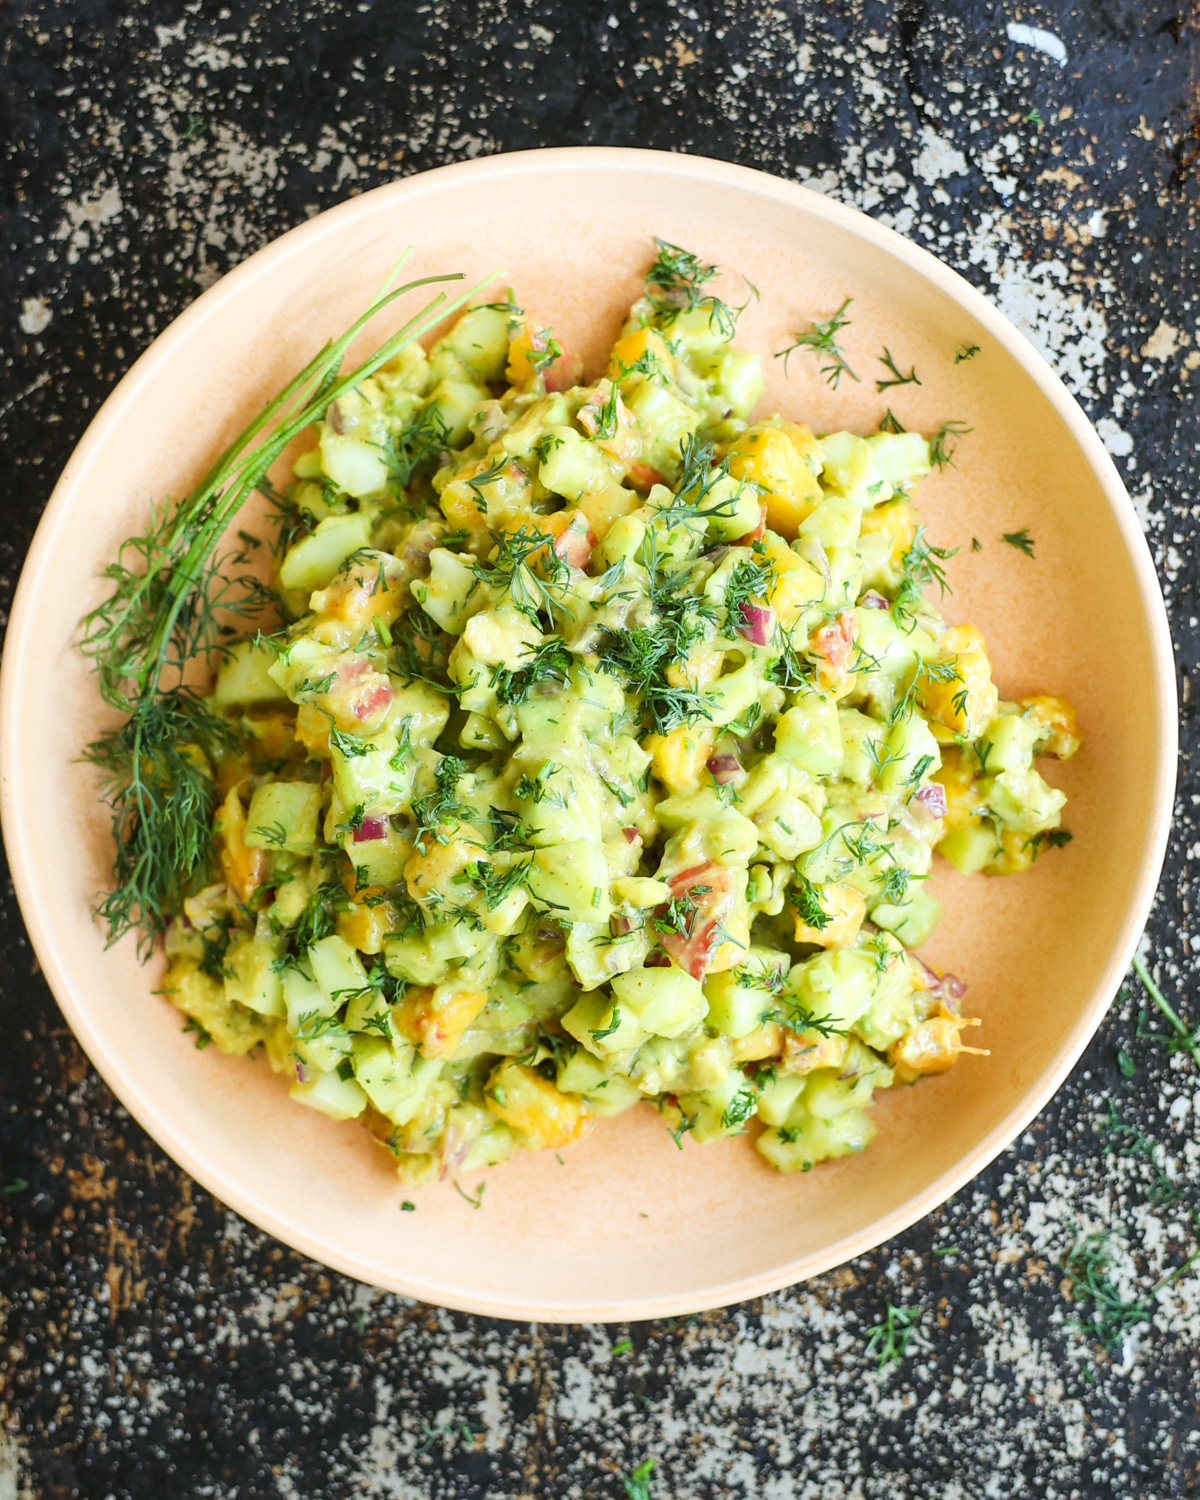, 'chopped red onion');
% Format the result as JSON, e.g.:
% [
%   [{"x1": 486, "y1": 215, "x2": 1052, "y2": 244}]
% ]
[
  {"x1": 914, "y1": 783, "x2": 948, "y2": 819},
  {"x1": 545, "y1": 351, "x2": 584, "y2": 393},
  {"x1": 705, "y1": 752, "x2": 743, "y2": 784},
  {"x1": 611, "y1": 912, "x2": 635, "y2": 936},
  {"x1": 915, "y1": 956, "x2": 967, "y2": 1011},
  {"x1": 704, "y1": 545, "x2": 731, "y2": 565},
  {"x1": 645, "y1": 951, "x2": 672, "y2": 968},
  {"x1": 353, "y1": 816, "x2": 388, "y2": 843},
  {"x1": 622, "y1": 826, "x2": 640, "y2": 844},
  {"x1": 736, "y1": 602, "x2": 774, "y2": 647},
  {"x1": 860, "y1": 590, "x2": 889, "y2": 610}
]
